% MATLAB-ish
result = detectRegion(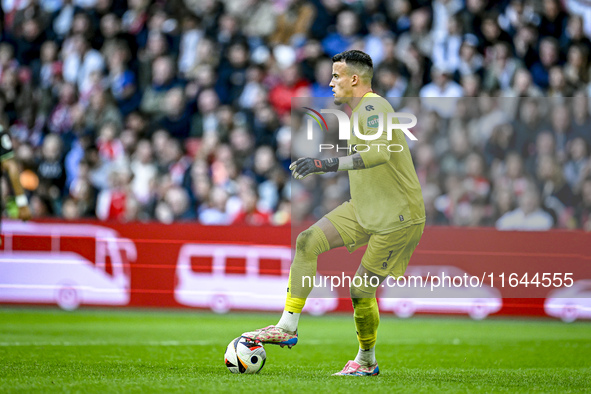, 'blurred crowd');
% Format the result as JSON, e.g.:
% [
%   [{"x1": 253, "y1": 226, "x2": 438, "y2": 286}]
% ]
[{"x1": 0, "y1": 0, "x2": 590, "y2": 230}]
